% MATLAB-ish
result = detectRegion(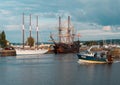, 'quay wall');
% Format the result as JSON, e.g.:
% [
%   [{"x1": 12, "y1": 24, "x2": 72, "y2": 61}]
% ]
[{"x1": 0, "y1": 50, "x2": 16, "y2": 56}]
